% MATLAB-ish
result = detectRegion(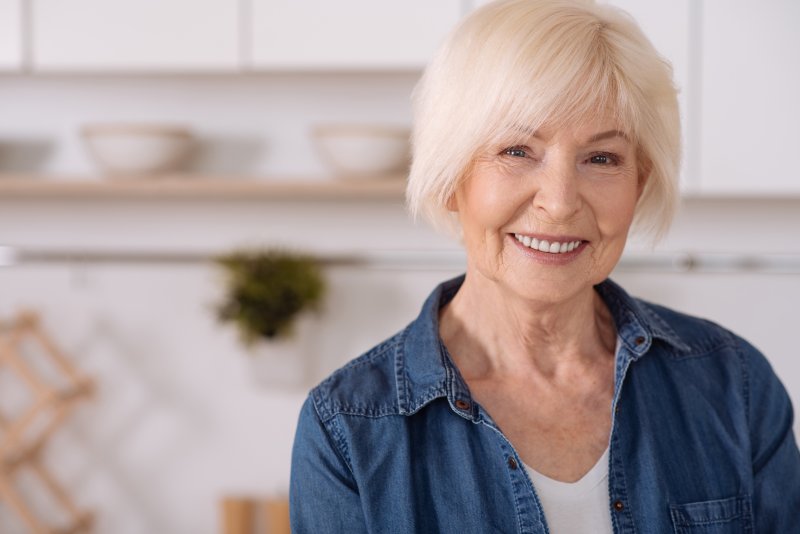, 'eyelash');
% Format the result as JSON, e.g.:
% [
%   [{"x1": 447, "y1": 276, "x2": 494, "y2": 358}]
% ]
[
  {"x1": 588, "y1": 152, "x2": 621, "y2": 166},
  {"x1": 501, "y1": 147, "x2": 621, "y2": 166},
  {"x1": 502, "y1": 146, "x2": 530, "y2": 158}
]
